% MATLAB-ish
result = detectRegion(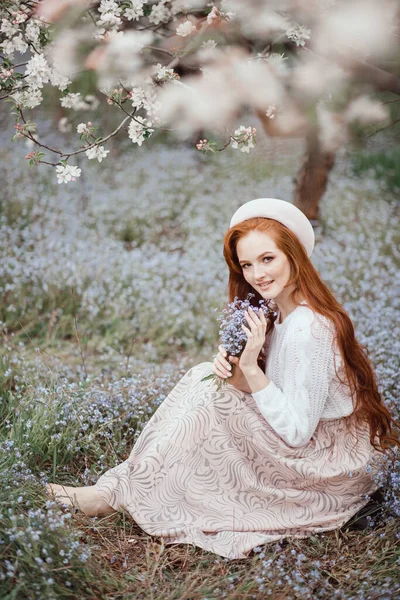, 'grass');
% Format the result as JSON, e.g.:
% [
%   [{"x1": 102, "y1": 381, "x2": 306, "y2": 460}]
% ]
[
  {"x1": 351, "y1": 148, "x2": 400, "y2": 196},
  {"x1": 0, "y1": 121, "x2": 399, "y2": 598}
]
